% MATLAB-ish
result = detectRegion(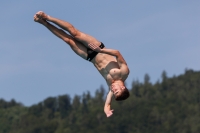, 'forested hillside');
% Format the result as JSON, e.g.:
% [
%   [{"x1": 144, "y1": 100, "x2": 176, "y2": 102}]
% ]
[{"x1": 0, "y1": 69, "x2": 199, "y2": 133}]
